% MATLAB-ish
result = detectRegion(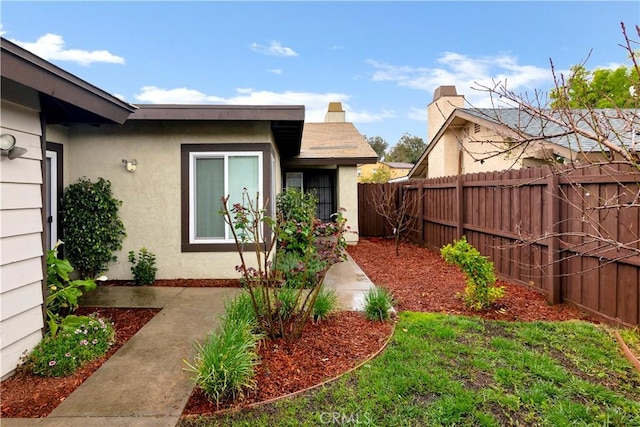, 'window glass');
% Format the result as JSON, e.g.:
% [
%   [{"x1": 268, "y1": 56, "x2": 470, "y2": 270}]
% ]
[{"x1": 195, "y1": 157, "x2": 224, "y2": 238}]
